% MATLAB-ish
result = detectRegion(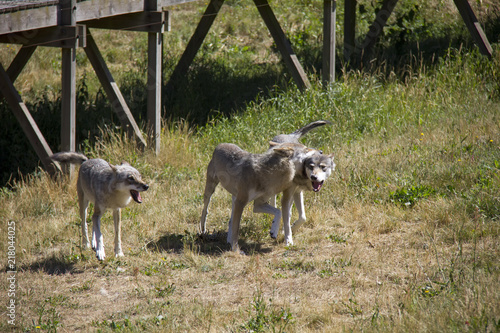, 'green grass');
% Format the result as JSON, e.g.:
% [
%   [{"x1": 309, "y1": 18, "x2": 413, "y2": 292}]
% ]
[{"x1": 0, "y1": 0, "x2": 499, "y2": 331}]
